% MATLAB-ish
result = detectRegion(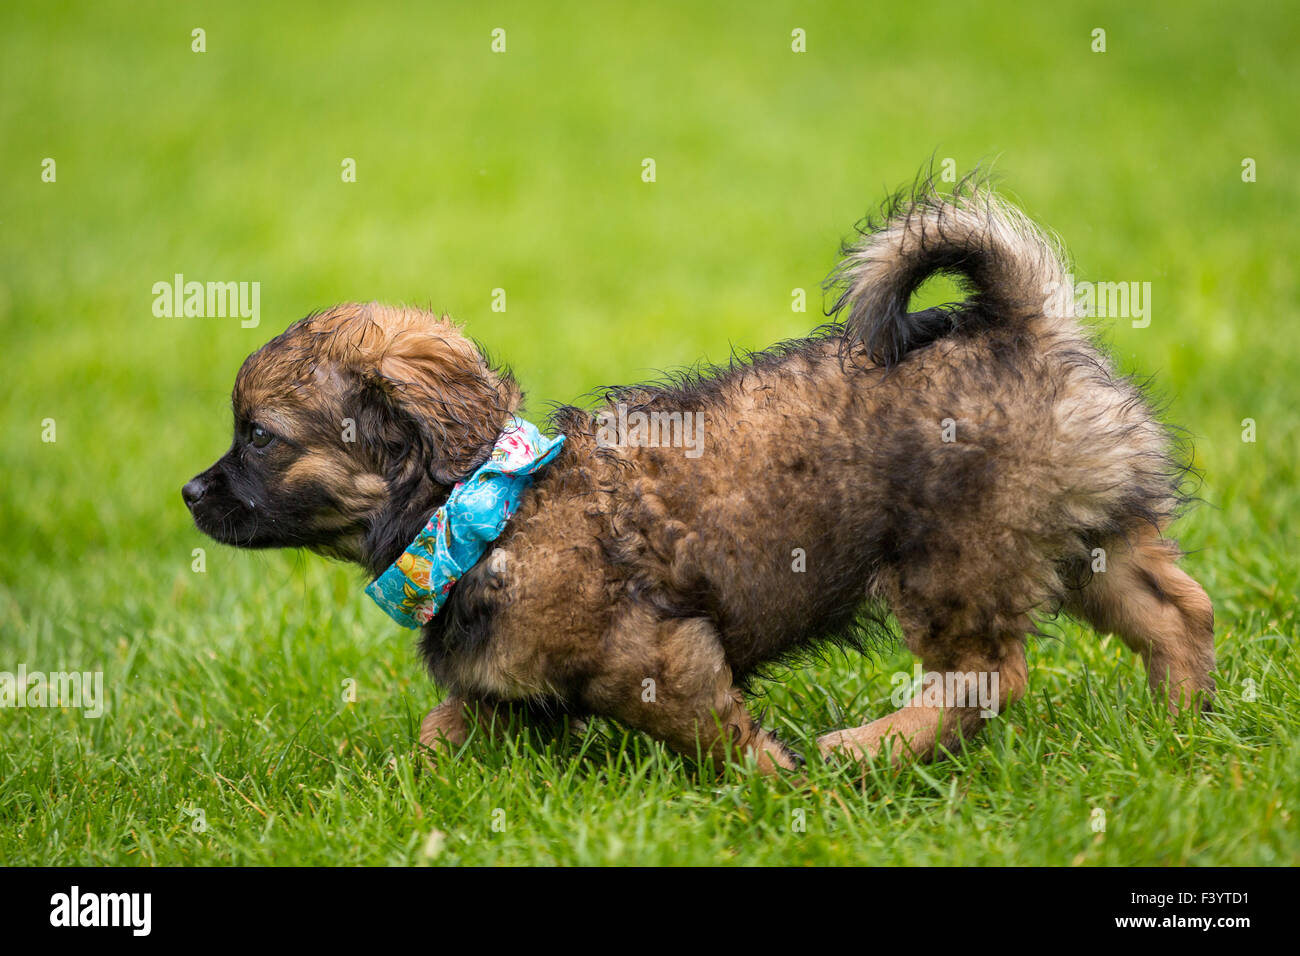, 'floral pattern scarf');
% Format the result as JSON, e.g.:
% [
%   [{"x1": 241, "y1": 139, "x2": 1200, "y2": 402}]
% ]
[{"x1": 365, "y1": 417, "x2": 564, "y2": 627}]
